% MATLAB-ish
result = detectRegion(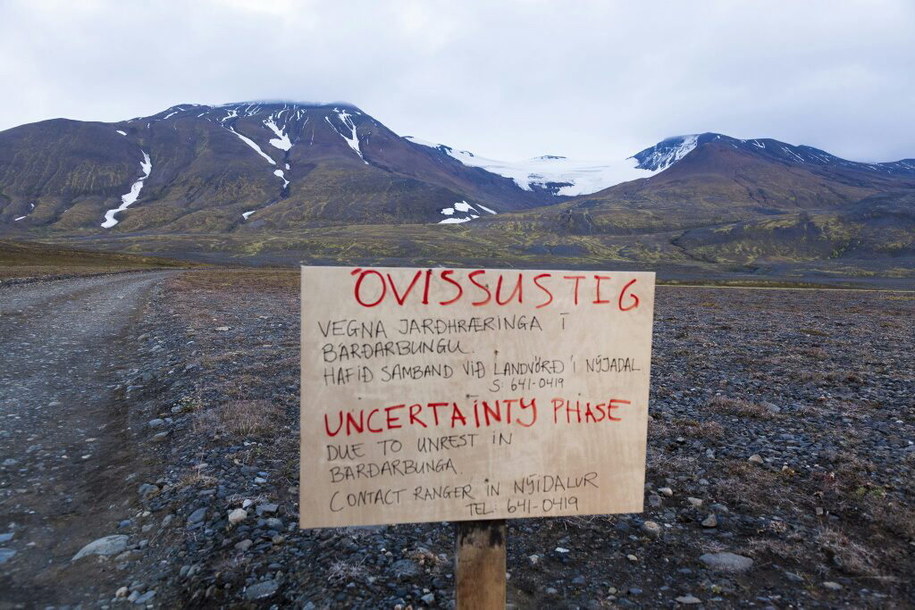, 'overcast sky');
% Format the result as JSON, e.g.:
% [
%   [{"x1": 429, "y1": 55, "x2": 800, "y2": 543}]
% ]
[{"x1": 1, "y1": 0, "x2": 913, "y2": 162}]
